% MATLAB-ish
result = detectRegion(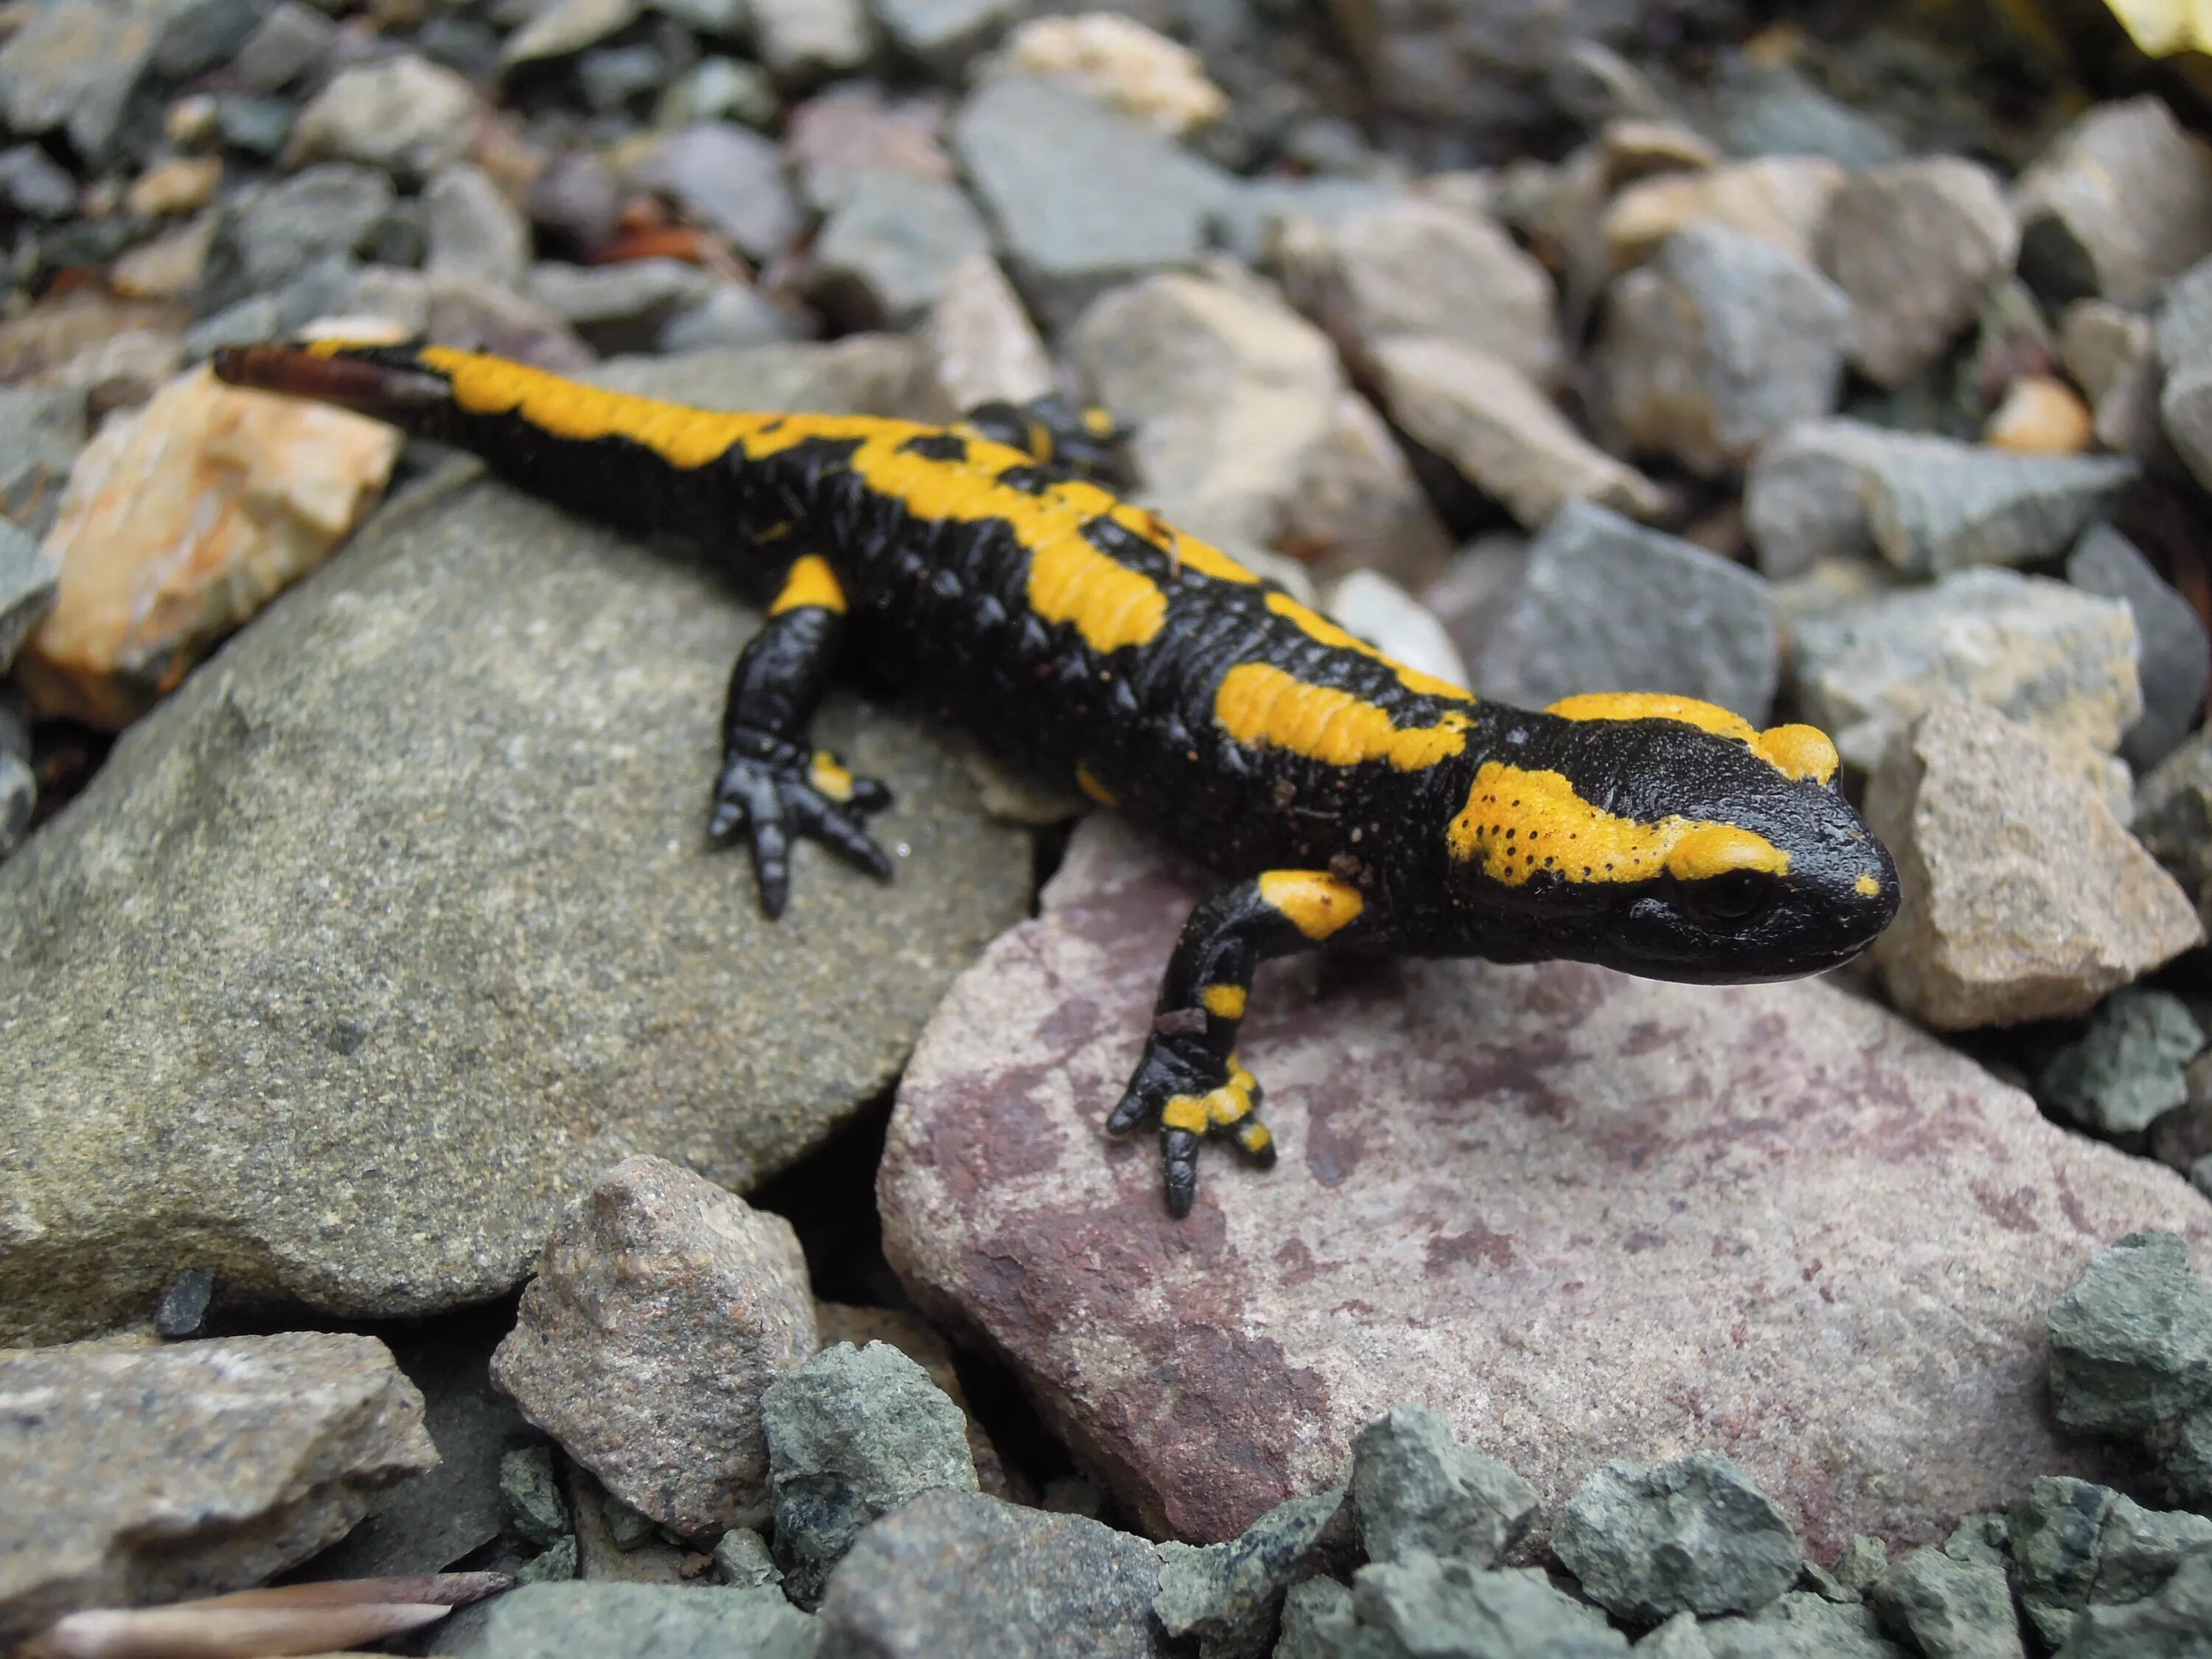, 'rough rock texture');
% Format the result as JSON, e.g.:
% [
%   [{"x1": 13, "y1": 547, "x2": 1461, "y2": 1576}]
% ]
[
  {"x1": 1069, "y1": 271, "x2": 1445, "y2": 578},
  {"x1": 1350, "y1": 1403, "x2": 1537, "y2": 1568},
  {"x1": 1552, "y1": 1453, "x2": 1799, "y2": 1622},
  {"x1": 1868, "y1": 1548, "x2": 2024, "y2": 1659},
  {"x1": 2008, "y1": 1476, "x2": 2212, "y2": 1647},
  {"x1": 2135, "y1": 727, "x2": 2212, "y2": 920},
  {"x1": 1744, "y1": 419, "x2": 1902, "y2": 577},
  {"x1": 0, "y1": 1332, "x2": 436, "y2": 1645},
  {"x1": 919, "y1": 253, "x2": 1054, "y2": 409},
  {"x1": 15, "y1": 364, "x2": 400, "y2": 728},
  {"x1": 2056, "y1": 1551, "x2": 2212, "y2": 1658},
  {"x1": 804, "y1": 173, "x2": 991, "y2": 330},
  {"x1": 1591, "y1": 222, "x2": 1854, "y2": 478},
  {"x1": 452, "y1": 1582, "x2": 820, "y2": 1659},
  {"x1": 1152, "y1": 1488, "x2": 1343, "y2": 1659},
  {"x1": 1791, "y1": 568, "x2": 2142, "y2": 775},
  {"x1": 0, "y1": 354, "x2": 1029, "y2": 1345},
  {"x1": 1682, "y1": 1591, "x2": 1909, "y2": 1657},
  {"x1": 2039, "y1": 992, "x2": 2205, "y2": 1138},
  {"x1": 1352, "y1": 1559, "x2": 1629, "y2": 1656},
  {"x1": 2046, "y1": 1232, "x2": 2212, "y2": 1438},
  {"x1": 815, "y1": 1301, "x2": 1013, "y2": 1499},
  {"x1": 1371, "y1": 337, "x2": 1663, "y2": 530},
  {"x1": 878, "y1": 815, "x2": 2212, "y2": 1551},
  {"x1": 1469, "y1": 500, "x2": 1779, "y2": 722},
  {"x1": 1603, "y1": 156, "x2": 1844, "y2": 271},
  {"x1": 2067, "y1": 525, "x2": 2209, "y2": 771},
  {"x1": 814, "y1": 1489, "x2": 1170, "y2": 1658},
  {"x1": 762, "y1": 1340, "x2": 978, "y2": 1607},
  {"x1": 1281, "y1": 196, "x2": 1559, "y2": 386},
  {"x1": 2013, "y1": 97, "x2": 2212, "y2": 307},
  {"x1": 1816, "y1": 159, "x2": 2019, "y2": 388},
  {"x1": 1865, "y1": 700, "x2": 2200, "y2": 1029},
  {"x1": 953, "y1": 74, "x2": 1231, "y2": 327},
  {"x1": 490, "y1": 1157, "x2": 818, "y2": 1537}
]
